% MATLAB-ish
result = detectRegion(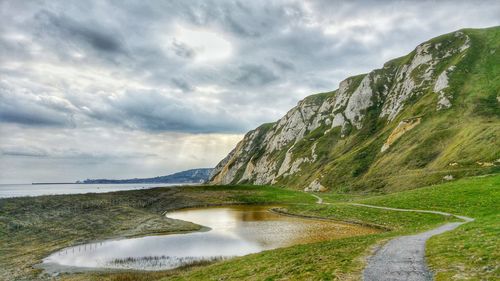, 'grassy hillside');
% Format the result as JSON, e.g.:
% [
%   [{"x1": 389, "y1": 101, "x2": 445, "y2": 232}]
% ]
[
  {"x1": 165, "y1": 174, "x2": 498, "y2": 281},
  {"x1": 210, "y1": 26, "x2": 500, "y2": 192},
  {"x1": 281, "y1": 27, "x2": 500, "y2": 192},
  {"x1": 360, "y1": 175, "x2": 500, "y2": 280}
]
